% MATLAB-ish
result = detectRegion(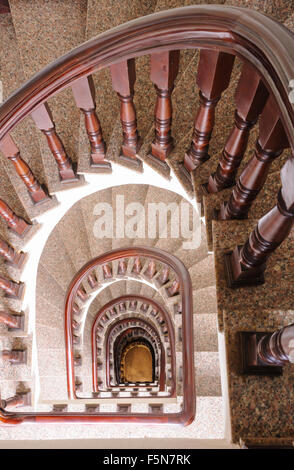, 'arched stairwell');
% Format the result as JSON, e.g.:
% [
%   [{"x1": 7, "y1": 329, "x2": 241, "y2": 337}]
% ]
[{"x1": 0, "y1": 1, "x2": 293, "y2": 448}]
